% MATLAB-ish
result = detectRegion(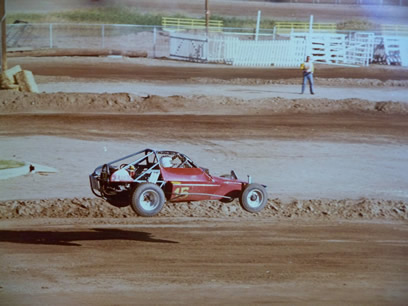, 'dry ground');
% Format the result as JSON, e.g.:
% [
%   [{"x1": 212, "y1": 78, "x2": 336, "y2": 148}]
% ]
[
  {"x1": 8, "y1": 0, "x2": 408, "y2": 24},
  {"x1": 0, "y1": 56, "x2": 408, "y2": 304},
  {"x1": 1, "y1": 219, "x2": 407, "y2": 305},
  {"x1": 3, "y1": 1, "x2": 408, "y2": 304}
]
